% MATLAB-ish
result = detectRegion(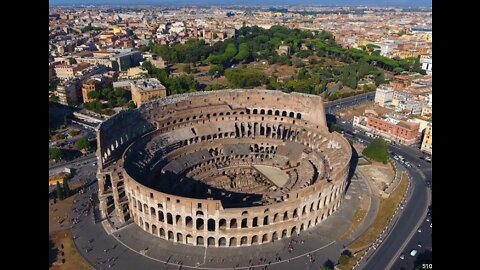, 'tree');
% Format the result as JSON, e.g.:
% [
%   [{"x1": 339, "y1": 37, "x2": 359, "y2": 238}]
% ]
[
  {"x1": 87, "y1": 91, "x2": 100, "y2": 100},
  {"x1": 208, "y1": 65, "x2": 224, "y2": 76},
  {"x1": 56, "y1": 181, "x2": 64, "y2": 200},
  {"x1": 393, "y1": 67, "x2": 404, "y2": 74},
  {"x1": 49, "y1": 148, "x2": 63, "y2": 160},
  {"x1": 63, "y1": 179, "x2": 71, "y2": 198},
  {"x1": 362, "y1": 138, "x2": 389, "y2": 164},
  {"x1": 114, "y1": 87, "x2": 127, "y2": 98},
  {"x1": 75, "y1": 139, "x2": 89, "y2": 151},
  {"x1": 225, "y1": 68, "x2": 266, "y2": 88}
]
